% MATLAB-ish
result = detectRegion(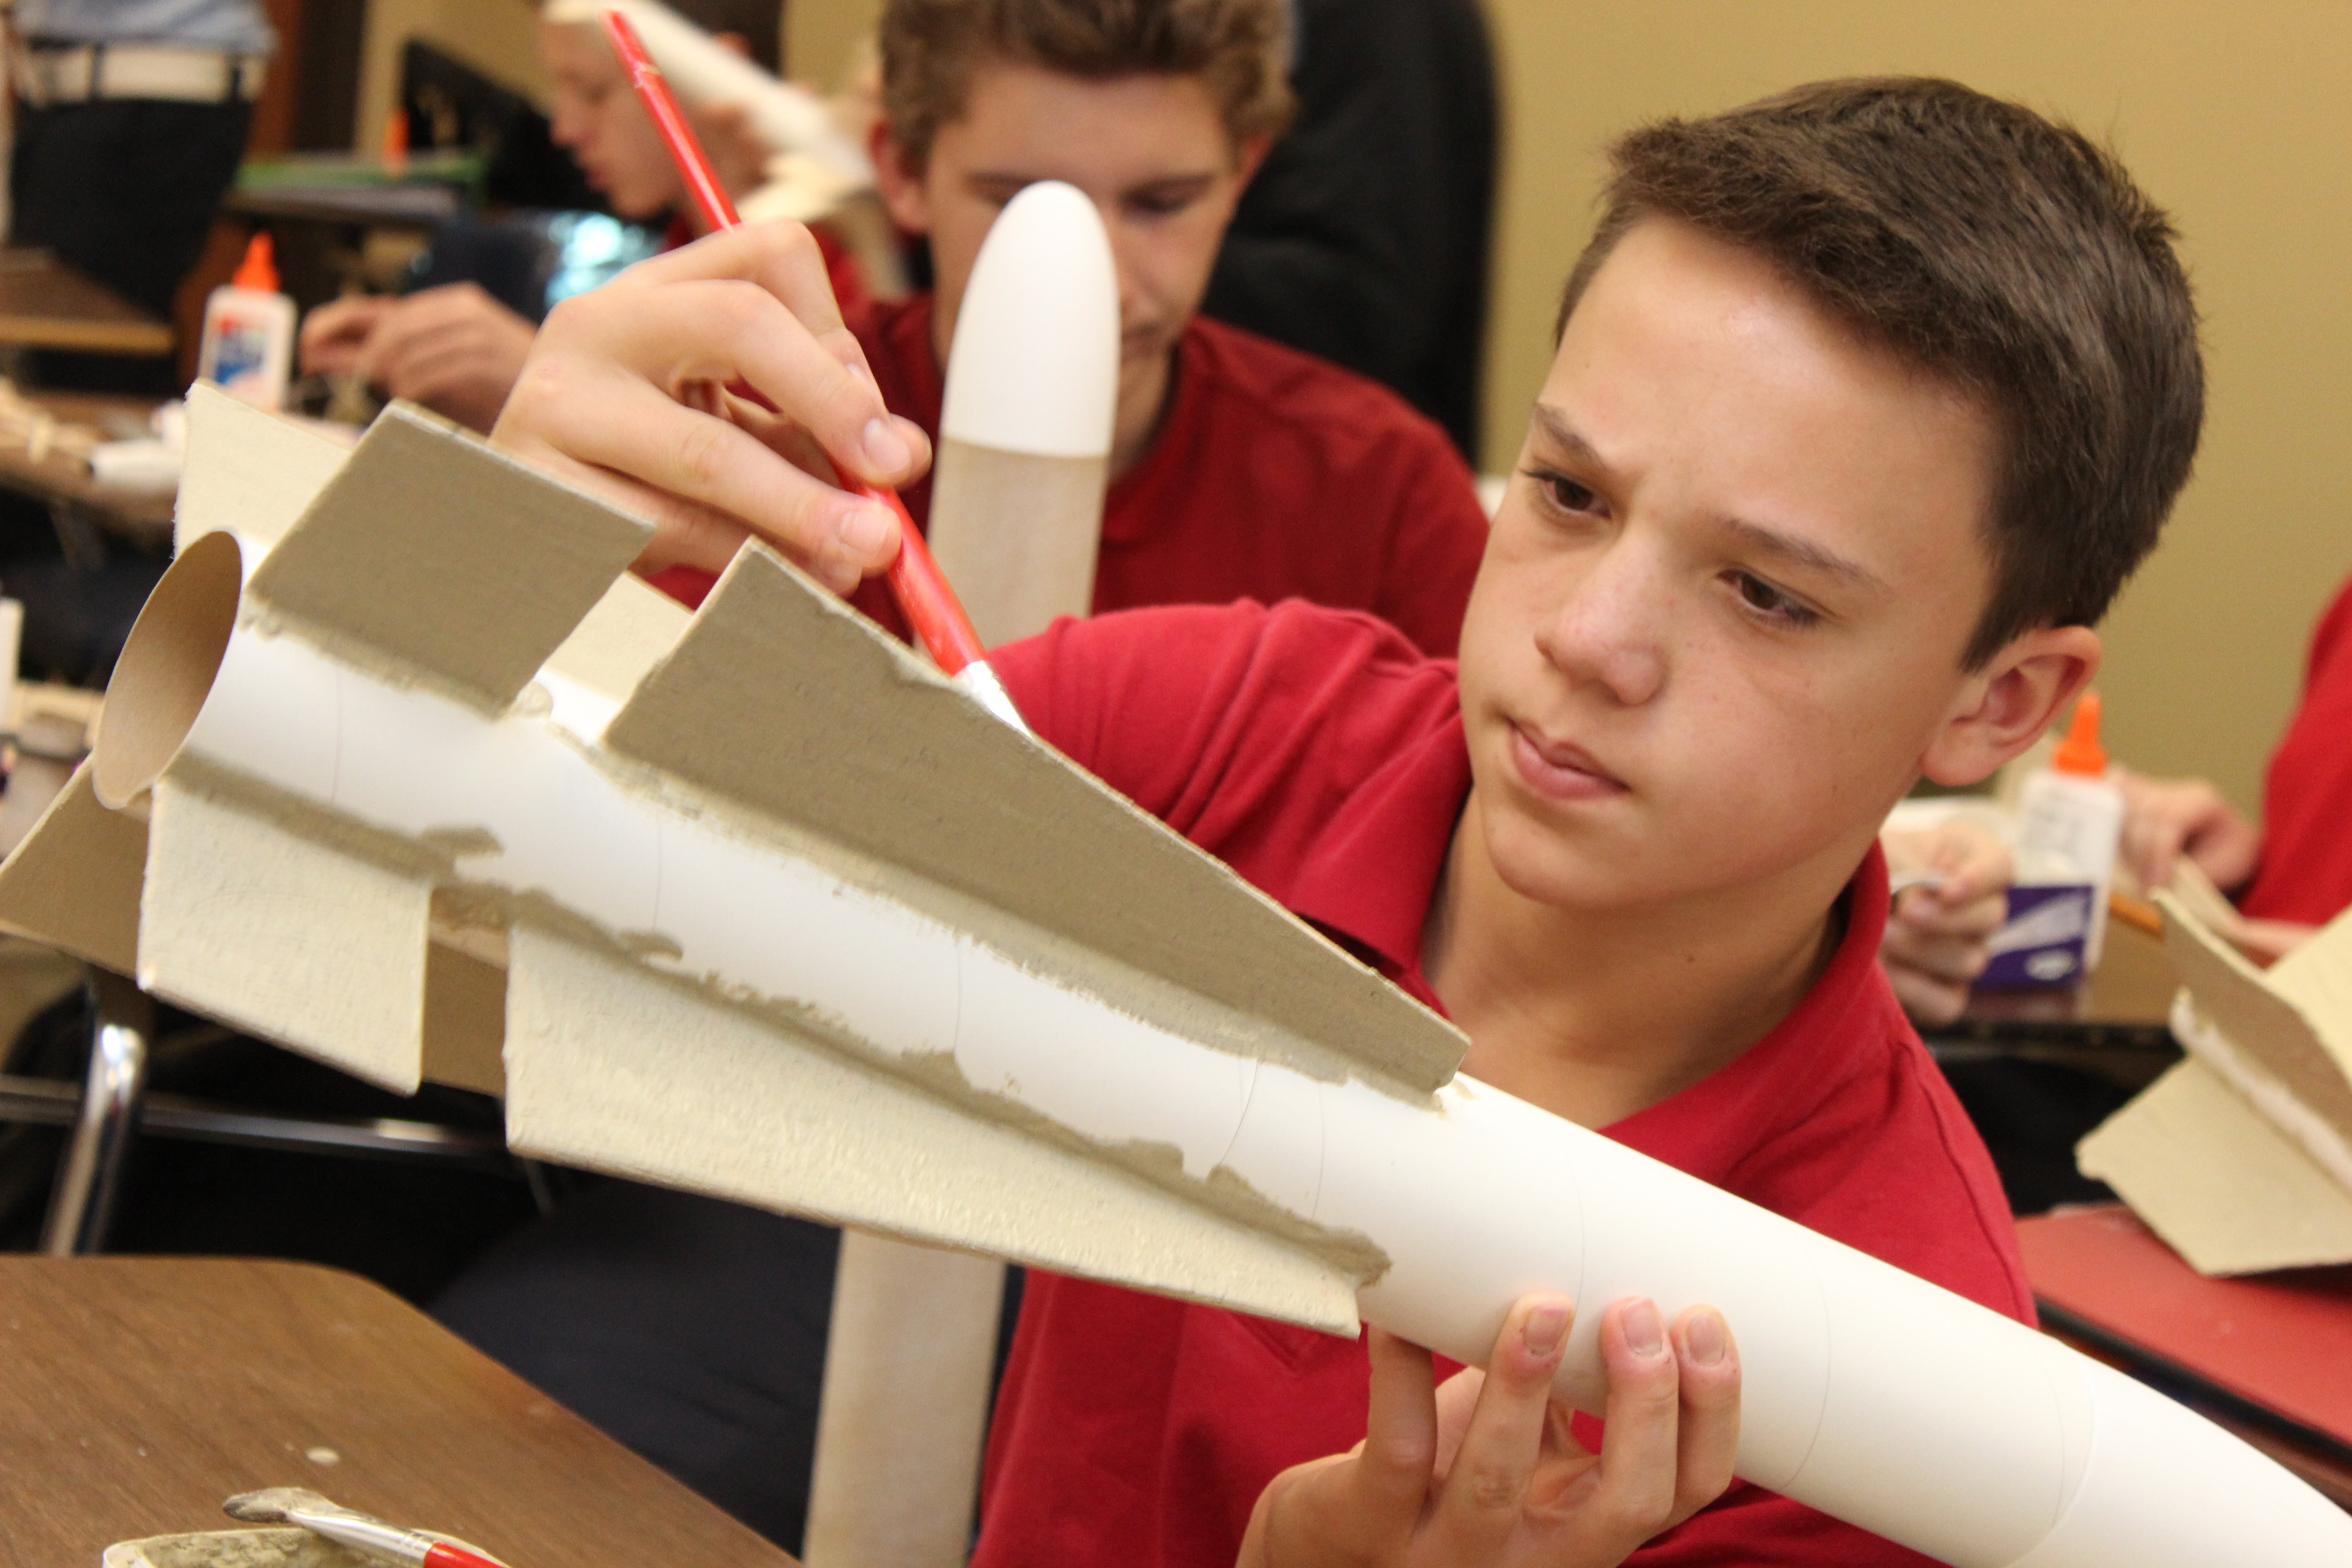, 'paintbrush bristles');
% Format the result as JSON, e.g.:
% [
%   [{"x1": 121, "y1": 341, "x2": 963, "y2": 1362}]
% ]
[{"x1": 221, "y1": 1487, "x2": 344, "y2": 1523}]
